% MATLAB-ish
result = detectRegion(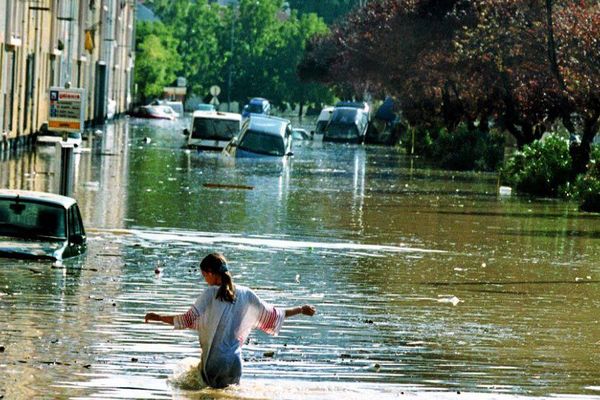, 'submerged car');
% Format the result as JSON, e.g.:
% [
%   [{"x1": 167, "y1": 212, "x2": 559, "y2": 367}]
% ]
[
  {"x1": 292, "y1": 128, "x2": 311, "y2": 141},
  {"x1": 183, "y1": 110, "x2": 242, "y2": 150},
  {"x1": 0, "y1": 190, "x2": 86, "y2": 260},
  {"x1": 314, "y1": 106, "x2": 334, "y2": 136},
  {"x1": 129, "y1": 105, "x2": 178, "y2": 120},
  {"x1": 222, "y1": 115, "x2": 293, "y2": 158},
  {"x1": 241, "y1": 97, "x2": 271, "y2": 119},
  {"x1": 323, "y1": 106, "x2": 369, "y2": 143}
]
